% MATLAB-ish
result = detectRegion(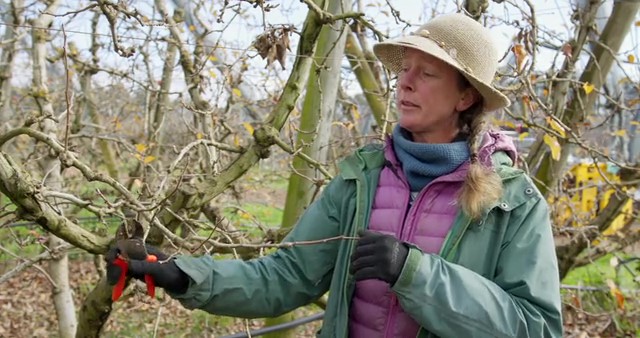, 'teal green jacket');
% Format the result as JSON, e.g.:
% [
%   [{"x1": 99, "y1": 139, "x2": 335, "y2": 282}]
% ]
[{"x1": 170, "y1": 145, "x2": 563, "y2": 338}]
